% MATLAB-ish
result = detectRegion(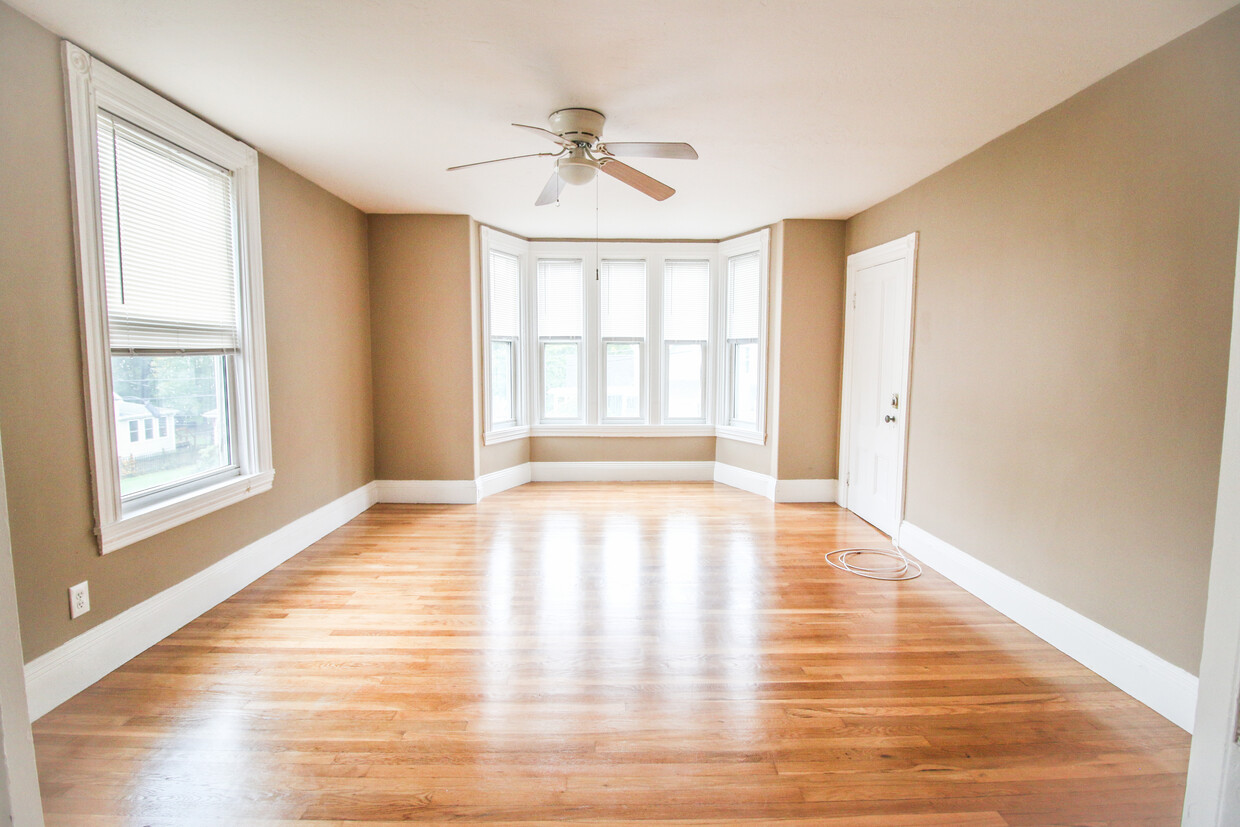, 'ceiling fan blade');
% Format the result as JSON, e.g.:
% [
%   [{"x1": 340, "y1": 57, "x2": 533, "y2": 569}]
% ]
[
  {"x1": 598, "y1": 142, "x2": 698, "y2": 160},
  {"x1": 447, "y1": 151, "x2": 557, "y2": 172},
  {"x1": 512, "y1": 123, "x2": 573, "y2": 148},
  {"x1": 535, "y1": 171, "x2": 562, "y2": 206},
  {"x1": 599, "y1": 160, "x2": 675, "y2": 201}
]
